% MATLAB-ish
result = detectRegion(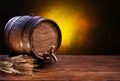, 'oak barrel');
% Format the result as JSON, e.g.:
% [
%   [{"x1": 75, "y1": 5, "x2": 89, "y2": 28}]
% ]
[{"x1": 4, "y1": 15, "x2": 61, "y2": 58}]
